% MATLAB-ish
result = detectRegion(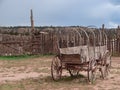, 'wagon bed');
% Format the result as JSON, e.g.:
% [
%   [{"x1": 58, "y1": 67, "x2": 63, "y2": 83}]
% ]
[{"x1": 60, "y1": 45, "x2": 107, "y2": 63}]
